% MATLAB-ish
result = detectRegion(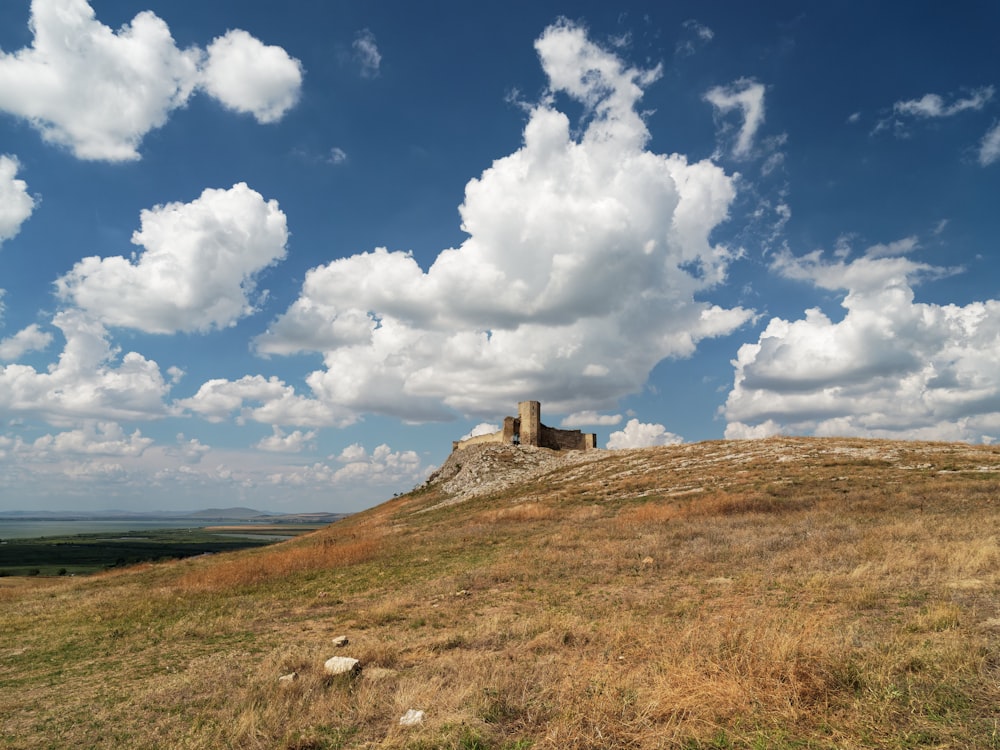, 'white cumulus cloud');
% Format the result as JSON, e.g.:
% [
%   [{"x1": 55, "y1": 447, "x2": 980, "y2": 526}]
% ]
[
  {"x1": 0, "y1": 156, "x2": 35, "y2": 244},
  {"x1": 178, "y1": 374, "x2": 353, "y2": 427},
  {"x1": 167, "y1": 433, "x2": 211, "y2": 463},
  {"x1": 256, "y1": 426, "x2": 318, "y2": 453},
  {"x1": 56, "y1": 183, "x2": 288, "y2": 333},
  {"x1": 201, "y1": 29, "x2": 303, "y2": 123},
  {"x1": 264, "y1": 443, "x2": 425, "y2": 490},
  {"x1": 0, "y1": 310, "x2": 171, "y2": 424},
  {"x1": 332, "y1": 443, "x2": 421, "y2": 484},
  {"x1": 724, "y1": 246, "x2": 1000, "y2": 443},
  {"x1": 0, "y1": 0, "x2": 302, "y2": 161},
  {"x1": 236, "y1": 20, "x2": 751, "y2": 428},
  {"x1": 30, "y1": 421, "x2": 153, "y2": 457},
  {"x1": 607, "y1": 418, "x2": 683, "y2": 449},
  {"x1": 561, "y1": 411, "x2": 622, "y2": 427},
  {"x1": 0, "y1": 324, "x2": 52, "y2": 361},
  {"x1": 0, "y1": 426, "x2": 423, "y2": 510}
]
